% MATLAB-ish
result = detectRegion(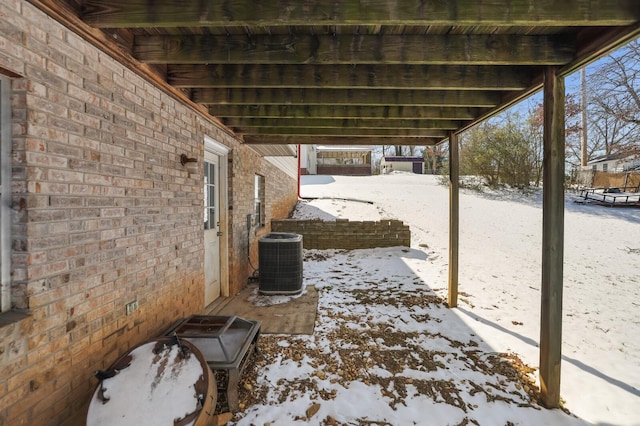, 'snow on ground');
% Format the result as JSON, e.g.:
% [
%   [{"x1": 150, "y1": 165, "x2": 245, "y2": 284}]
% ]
[
  {"x1": 231, "y1": 173, "x2": 640, "y2": 426},
  {"x1": 292, "y1": 198, "x2": 386, "y2": 221}
]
